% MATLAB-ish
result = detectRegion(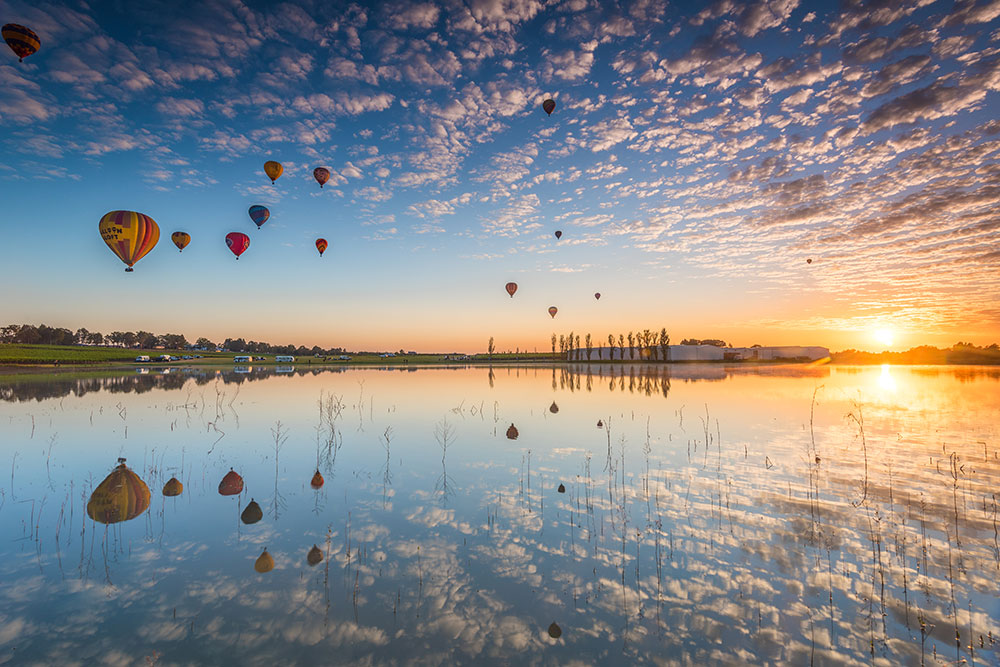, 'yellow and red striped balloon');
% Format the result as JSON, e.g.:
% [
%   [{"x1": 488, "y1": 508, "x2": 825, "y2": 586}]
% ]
[
  {"x1": 2, "y1": 24, "x2": 40, "y2": 62},
  {"x1": 86, "y1": 460, "x2": 151, "y2": 524},
  {"x1": 99, "y1": 210, "x2": 160, "y2": 272}
]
